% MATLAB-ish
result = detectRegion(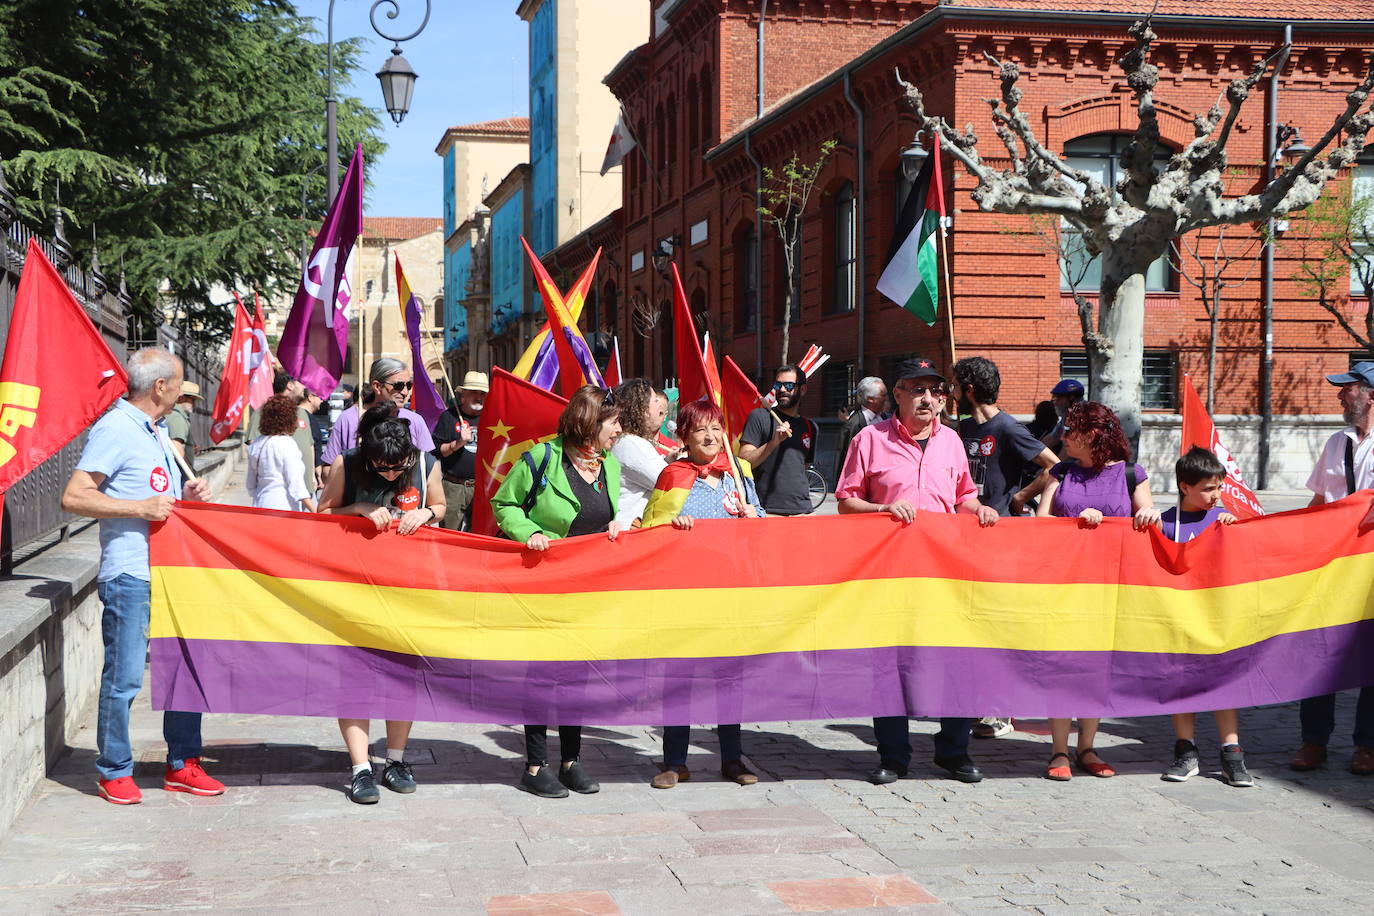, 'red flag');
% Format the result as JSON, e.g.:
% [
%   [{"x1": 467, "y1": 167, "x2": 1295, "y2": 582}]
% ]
[
  {"x1": 722, "y1": 356, "x2": 763, "y2": 449},
  {"x1": 470, "y1": 367, "x2": 570, "y2": 537},
  {"x1": 1180, "y1": 374, "x2": 1263, "y2": 519},
  {"x1": 208, "y1": 297, "x2": 255, "y2": 444},
  {"x1": 0, "y1": 239, "x2": 127, "y2": 494},
  {"x1": 670, "y1": 262, "x2": 713, "y2": 406},
  {"x1": 603, "y1": 335, "x2": 622, "y2": 388},
  {"x1": 247, "y1": 292, "x2": 276, "y2": 410}
]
